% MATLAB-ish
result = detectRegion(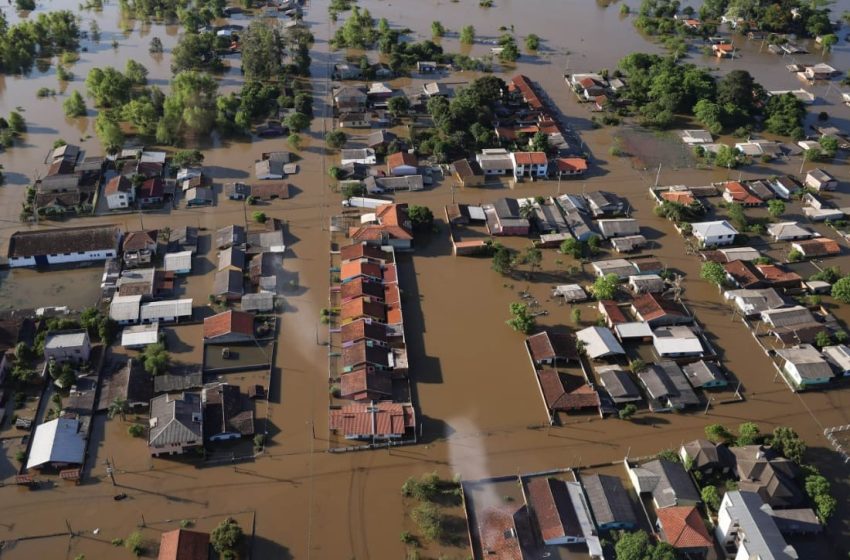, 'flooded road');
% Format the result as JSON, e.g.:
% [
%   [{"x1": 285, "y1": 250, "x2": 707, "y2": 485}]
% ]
[{"x1": 2, "y1": 0, "x2": 850, "y2": 558}]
